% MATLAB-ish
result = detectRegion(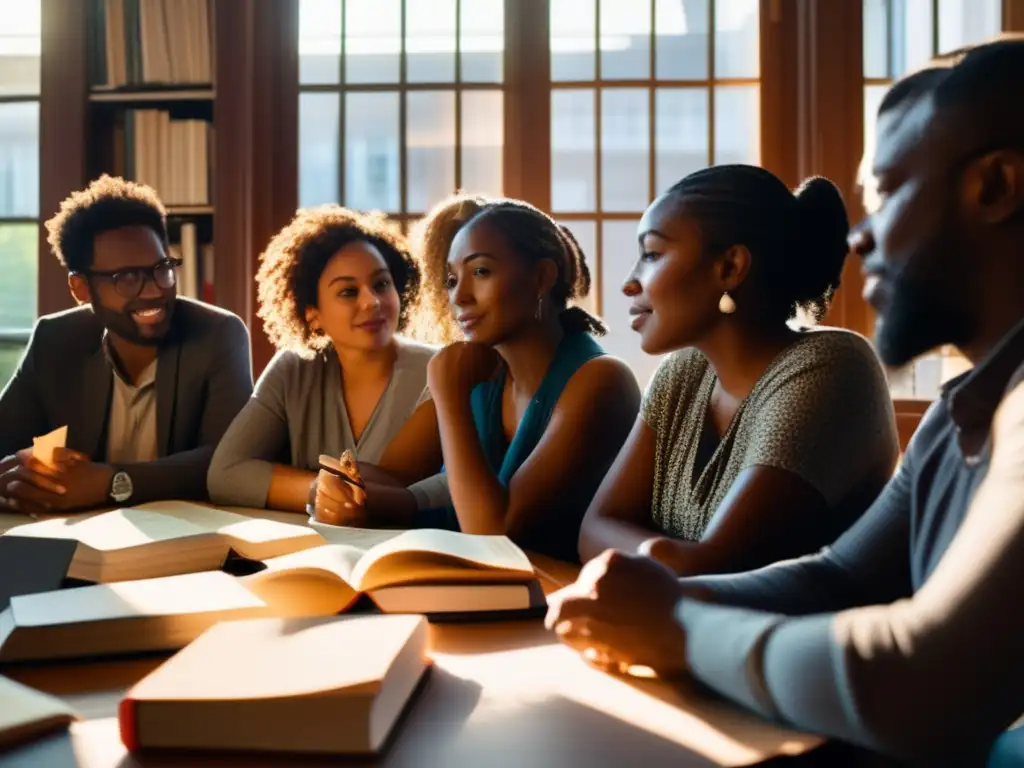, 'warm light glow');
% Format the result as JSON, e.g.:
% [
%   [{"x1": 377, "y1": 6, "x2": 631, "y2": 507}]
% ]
[{"x1": 432, "y1": 638, "x2": 820, "y2": 765}]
